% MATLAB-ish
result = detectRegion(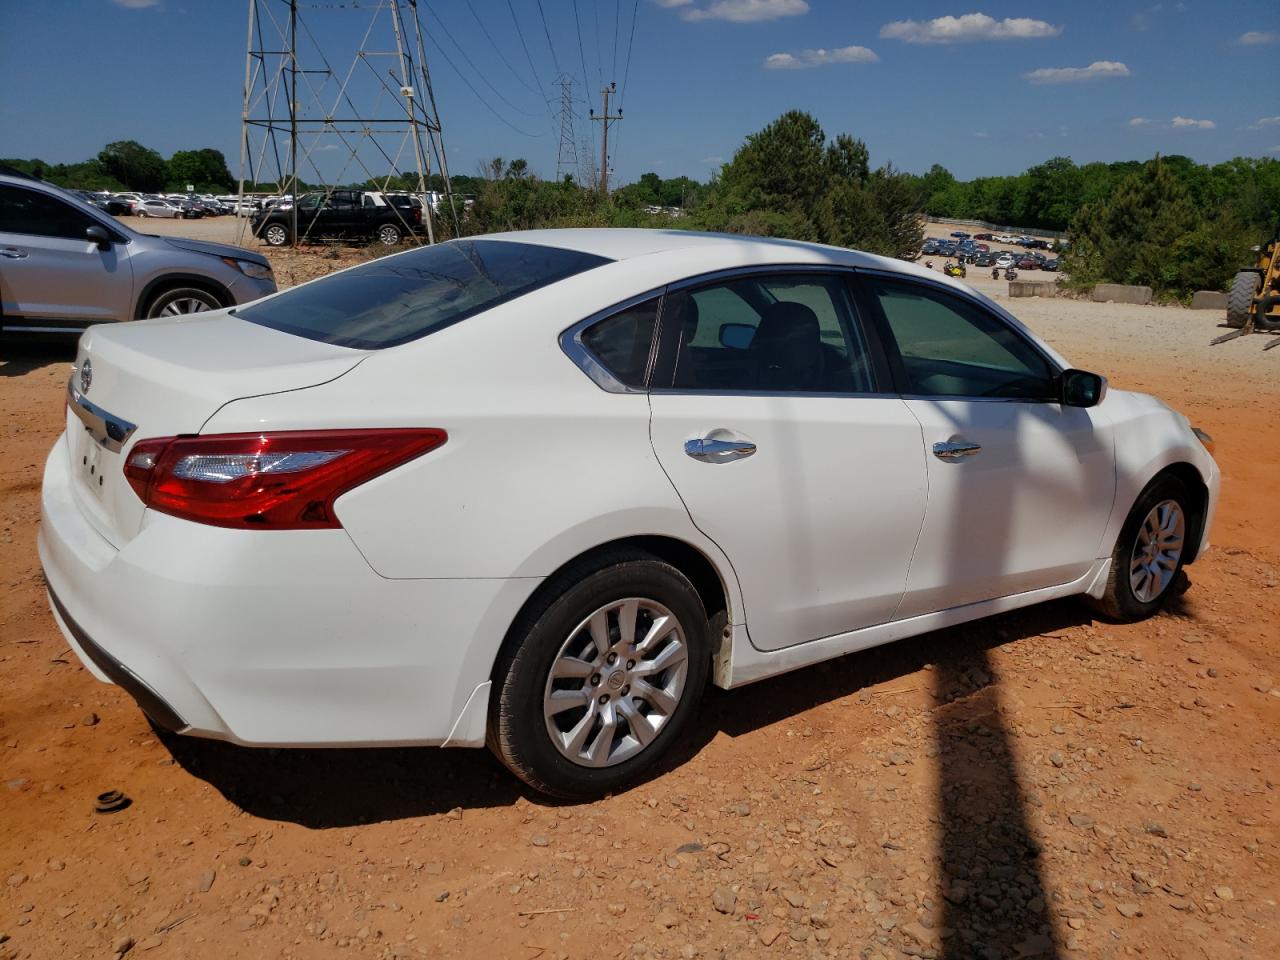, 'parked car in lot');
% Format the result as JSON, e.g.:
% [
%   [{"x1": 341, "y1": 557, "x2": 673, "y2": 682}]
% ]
[
  {"x1": 0, "y1": 168, "x2": 275, "y2": 336},
  {"x1": 974, "y1": 233, "x2": 994, "y2": 241},
  {"x1": 136, "y1": 199, "x2": 183, "y2": 219},
  {"x1": 974, "y1": 252, "x2": 996, "y2": 267},
  {"x1": 995, "y1": 253, "x2": 1016, "y2": 268},
  {"x1": 949, "y1": 230, "x2": 970, "y2": 239},
  {"x1": 1043, "y1": 258, "x2": 1061, "y2": 272},
  {"x1": 251, "y1": 189, "x2": 418, "y2": 246},
  {"x1": 38, "y1": 228, "x2": 1218, "y2": 798}
]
